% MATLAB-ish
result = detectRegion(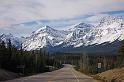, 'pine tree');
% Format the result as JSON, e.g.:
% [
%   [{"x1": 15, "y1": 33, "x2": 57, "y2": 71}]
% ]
[{"x1": 7, "y1": 39, "x2": 12, "y2": 60}]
